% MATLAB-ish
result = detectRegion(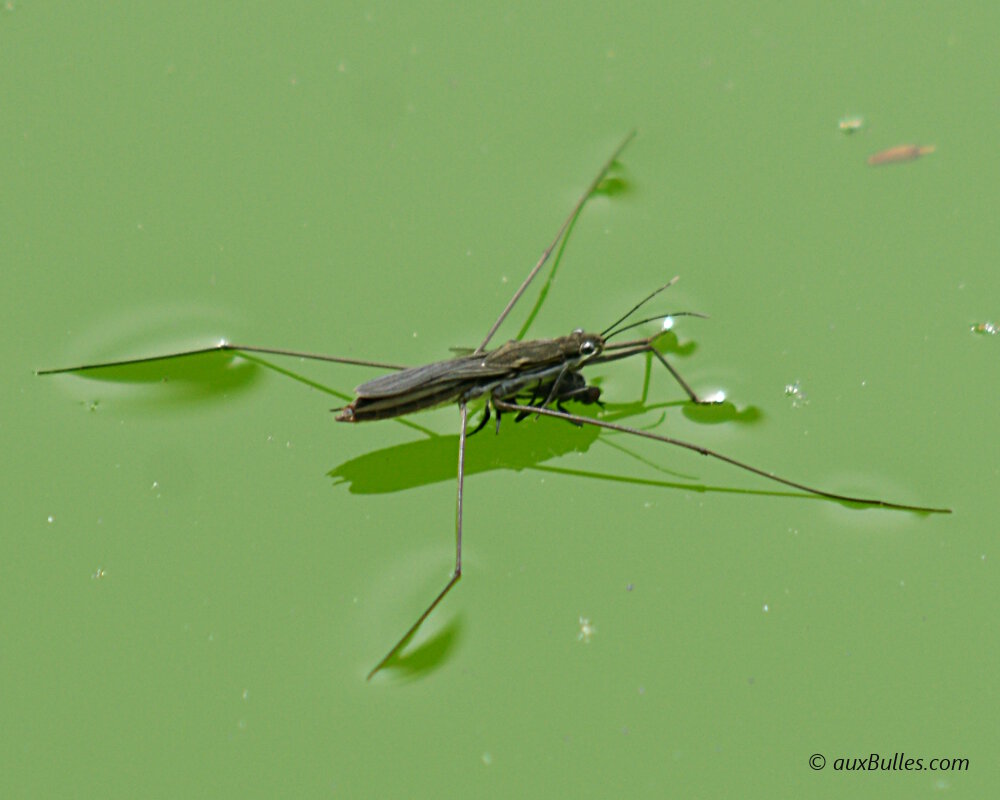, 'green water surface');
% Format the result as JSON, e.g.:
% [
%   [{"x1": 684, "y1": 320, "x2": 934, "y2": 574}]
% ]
[{"x1": 2, "y1": 3, "x2": 996, "y2": 798}]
